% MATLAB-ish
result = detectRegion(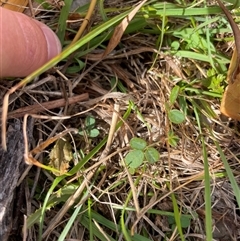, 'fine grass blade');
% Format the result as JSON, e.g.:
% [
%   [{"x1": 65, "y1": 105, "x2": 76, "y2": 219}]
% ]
[
  {"x1": 215, "y1": 141, "x2": 240, "y2": 208},
  {"x1": 57, "y1": 0, "x2": 73, "y2": 45},
  {"x1": 193, "y1": 104, "x2": 212, "y2": 241}
]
